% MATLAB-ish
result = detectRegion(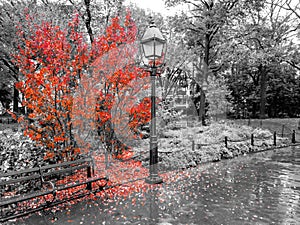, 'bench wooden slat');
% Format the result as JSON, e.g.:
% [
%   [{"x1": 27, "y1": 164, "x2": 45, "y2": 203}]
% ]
[
  {"x1": 0, "y1": 168, "x2": 40, "y2": 178},
  {"x1": 0, "y1": 189, "x2": 54, "y2": 207},
  {"x1": 55, "y1": 176, "x2": 108, "y2": 192},
  {"x1": 0, "y1": 158, "x2": 91, "y2": 178},
  {"x1": 0, "y1": 176, "x2": 108, "y2": 207},
  {"x1": 41, "y1": 158, "x2": 91, "y2": 170},
  {"x1": 43, "y1": 164, "x2": 88, "y2": 177},
  {"x1": 0, "y1": 174, "x2": 41, "y2": 186},
  {"x1": 1, "y1": 165, "x2": 89, "y2": 186}
]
